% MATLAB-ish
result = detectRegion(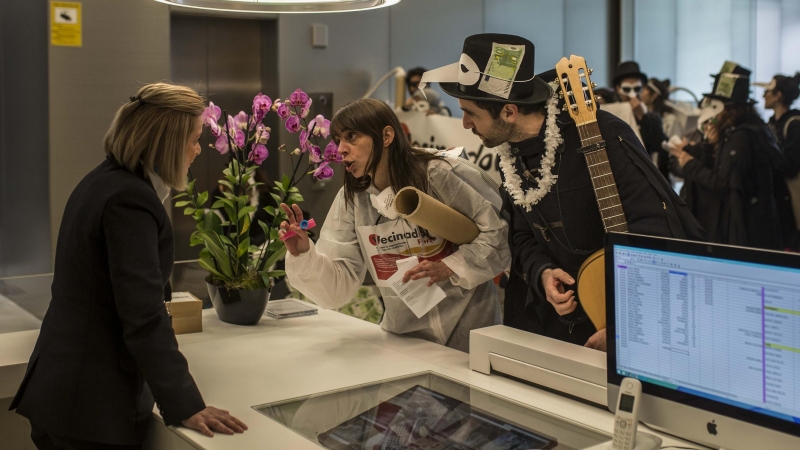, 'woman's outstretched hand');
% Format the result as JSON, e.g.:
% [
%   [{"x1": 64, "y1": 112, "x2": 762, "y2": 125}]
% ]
[{"x1": 279, "y1": 203, "x2": 310, "y2": 257}]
